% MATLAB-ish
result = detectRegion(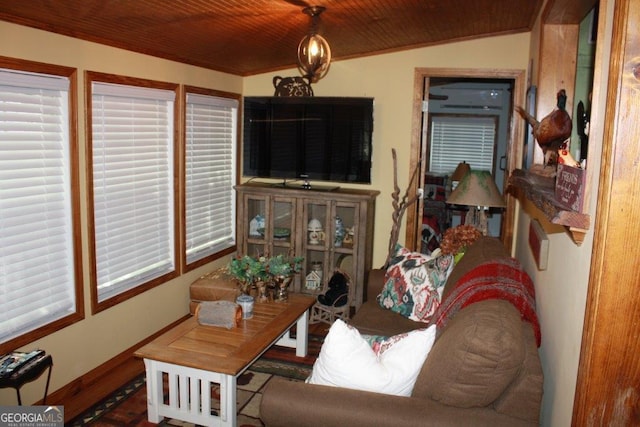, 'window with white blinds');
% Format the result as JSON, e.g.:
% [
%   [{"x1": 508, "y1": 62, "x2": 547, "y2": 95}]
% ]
[
  {"x1": 429, "y1": 115, "x2": 497, "y2": 174},
  {"x1": 0, "y1": 68, "x2": 77, "y2": 344},
  {"x1": 185, "y1": 93, "x2": 237, "y2": 265},
  {"x1": 185, "y1": 93, "x2": 238, "y2": 264},
  {"x1": 90, "y1": 81, "x2": 176, "y2": 304}
]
